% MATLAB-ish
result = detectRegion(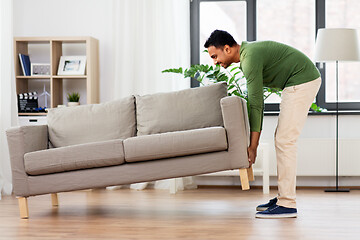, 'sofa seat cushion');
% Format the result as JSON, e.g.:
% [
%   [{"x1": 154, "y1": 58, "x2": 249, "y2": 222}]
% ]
[
  {"x1": 124, "y1": 127, "x2": 228, "y2": 163},
  {"x1": 24, "y1": 139, "x2": 125, "y2": 175}
]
